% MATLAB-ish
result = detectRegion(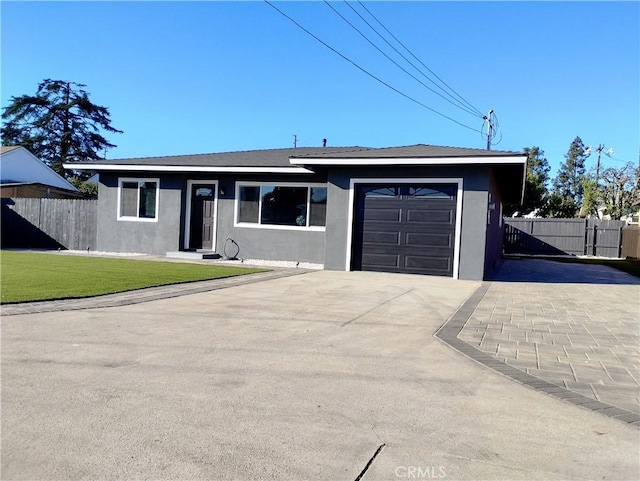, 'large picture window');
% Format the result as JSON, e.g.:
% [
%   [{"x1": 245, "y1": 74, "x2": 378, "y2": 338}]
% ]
[
  {"x1": 236, "y1": 184, "x2": 327, "y2": 229},
  {"x1": 118, "y1": 178, "x2": 159, "y2": 221}
]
